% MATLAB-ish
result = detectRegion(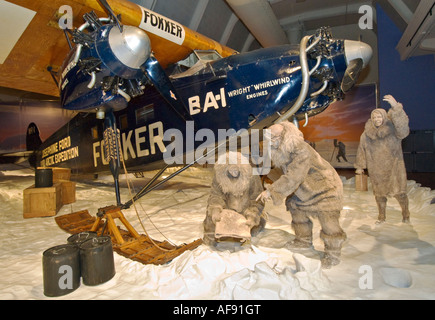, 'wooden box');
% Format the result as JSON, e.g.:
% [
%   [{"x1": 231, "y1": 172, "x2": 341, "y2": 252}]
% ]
[
  {"x1": 355, "y1": 173, "x2": 368, "y2": 191},
  {"x1": 37, "y1": 167, "x2": 71, "y2": 182},
  {"x1": 59, "y1": 180, "x2": 76, "y2": 205},
  {"x1": 23, "y1": 183, "x2": 63, "y2": 218}
]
